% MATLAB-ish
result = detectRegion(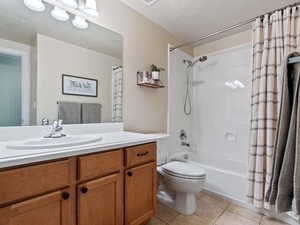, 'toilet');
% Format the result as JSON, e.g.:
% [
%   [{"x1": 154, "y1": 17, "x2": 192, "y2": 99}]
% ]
[{"x1": 157, "y1": 161, "x2": 206, "y2": 215}]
